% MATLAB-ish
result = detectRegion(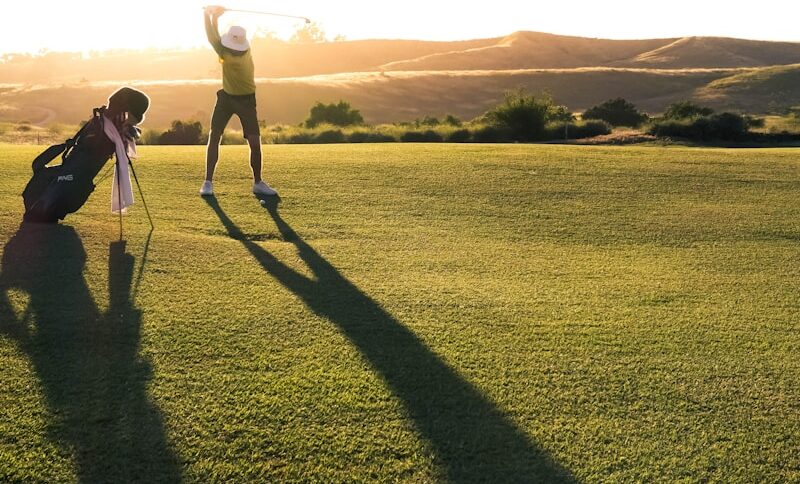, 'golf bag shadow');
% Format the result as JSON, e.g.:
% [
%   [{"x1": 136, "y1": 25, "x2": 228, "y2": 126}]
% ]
[{"x1": 22, "y1": 108, "x2": 116, "y2": 223}]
